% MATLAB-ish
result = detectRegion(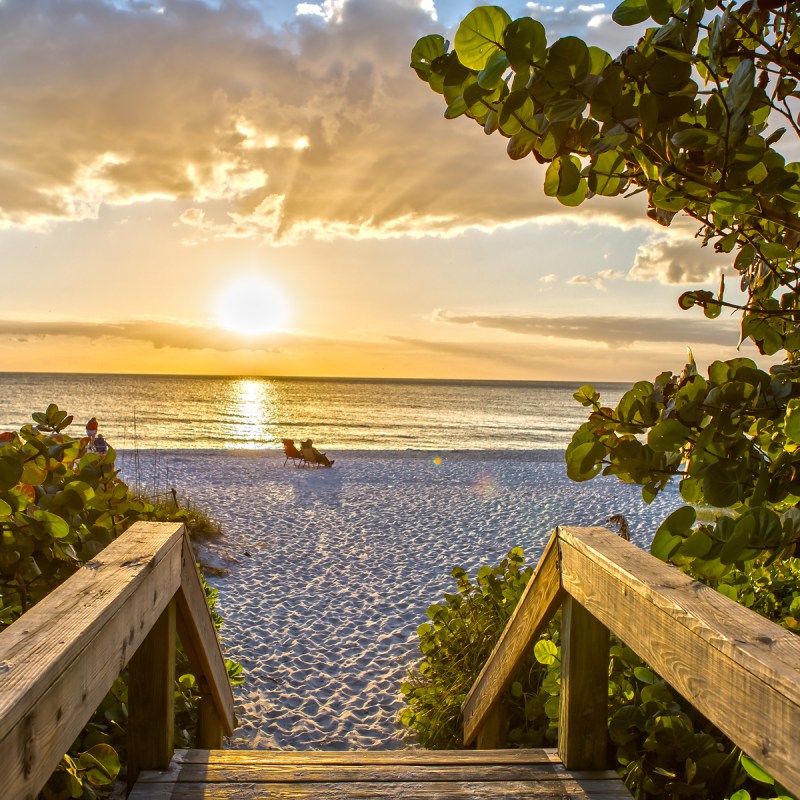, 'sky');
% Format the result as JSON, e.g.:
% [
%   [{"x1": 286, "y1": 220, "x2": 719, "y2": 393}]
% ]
[{"x1": 0, "y1": 0, "x2": 775, "y2": 381}]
